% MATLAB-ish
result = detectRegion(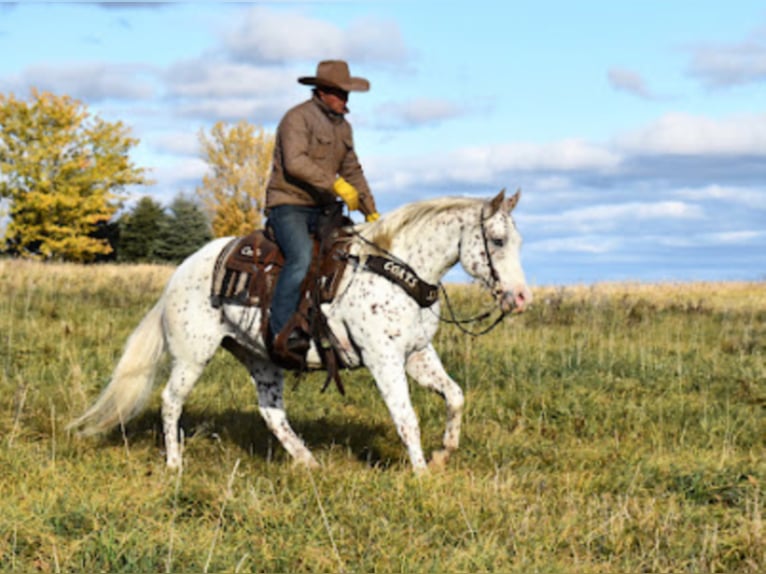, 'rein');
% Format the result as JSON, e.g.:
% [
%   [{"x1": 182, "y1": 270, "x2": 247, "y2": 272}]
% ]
[{"x1": 434, "y1": 282, "x2": 508, "y2": 336}]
